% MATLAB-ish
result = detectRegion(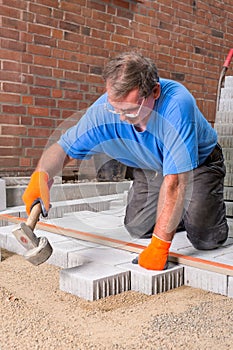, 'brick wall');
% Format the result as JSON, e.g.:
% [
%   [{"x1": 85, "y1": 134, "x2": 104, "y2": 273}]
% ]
[{"x1": 0, "y1": 0, "x2": 233, "y2": 177}]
